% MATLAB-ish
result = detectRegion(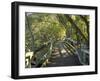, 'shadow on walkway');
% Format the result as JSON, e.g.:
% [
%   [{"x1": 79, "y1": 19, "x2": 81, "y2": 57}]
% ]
[{"x1": 46, "y1": 54, "x2": 82, "y2": 67}]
